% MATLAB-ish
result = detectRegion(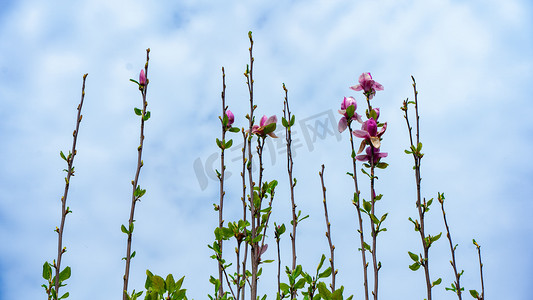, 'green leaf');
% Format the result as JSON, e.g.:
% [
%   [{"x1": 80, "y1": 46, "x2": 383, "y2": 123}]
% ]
[
  {"x1": 216, "y1": 138, "x2": 222, "y2": 149},
  {"x1": 121, "y1": 224, "x2": 129, "y2": 234},
  {"x1": 131, "y1": 251, "x2": 136, "y2": 259},
  {"x1": 376, "y1": 162, "x2": 388, "y2": 169},
  {"x1": 363, "y1": 200, "x2": 371, "y2": 213},
  {"x1": 145, "y1": 270, "x2": 154, "y2": 290},
  {"x1": 143, "y1": 111, "x2": 151, "y2": 121},
  {"x1": 263, "y1": 123, "x2": 277, "y2": 135},
  {"x1": 317, "y1": 282, "x2": 331, "y2": 300},
  {"x1": 469, "y1": 290, "x2": 479, "y2": 298},
  {"x1": 331, "y1": 288, "x2": 343, "y2": 300},
  {"x1": 430, "y1": 232, "x2": 442, "y2": 243},
  {"x1": 432, "y1": 278, "x2": 442, "y2": 287},
  {"x1": 318, "y1": 267, "x2": 332, "y2": 279},
  {"x1": 58, "y1": 266, "x2": 71, "y2": 282},
  {"x1": 59, "y1": 292, "x2": 70, "y2": 299},
  {"x1": 290, "y1": 115, "x2": 296, "y2": 126},
  {"x1": 282, "y1": 117, "x2": 288, "y2": 128},
  {"x1": 42, "y1": 262, "x2": 52, "y2": 280},
  {"x1": 409, "y1": 262, "x2": 420, "y2": 271},
  {"x1": 225, "y1": 139, "x2": 233, "y2": 149},
  {"x1": 280, "y1": 283, "x2": 290, "y2": 294},
  {"x1": 229, "y1": 127, "x2": 240, "y2": 133},
  {"x1": 60, "y1": 151, "x2": 67, "y2": 161},
  {"x1": 295, "y1": 278, "x2": 306, "y2": 289},
  {"x1": 317, "y1": 254, "x2": 326, "y2": 271},
  {"x1": 346, "y1": 105, "x2": 355, "y2": 119},
  {"x1": 151, "y1": 275, "x2": 166, "y2": 294},
  {"x1": 134, "y1": 107, "x2": 142, "y2": 116},
  {"x1": 408, "y1": 251, "x2": 419, "y2": 262},
  {"x1": 166, "y1": 274, "x2": 176, "y2": 293},
  {"x1": 262, "y1": 259, "x2": 275, "y2": 264}
]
